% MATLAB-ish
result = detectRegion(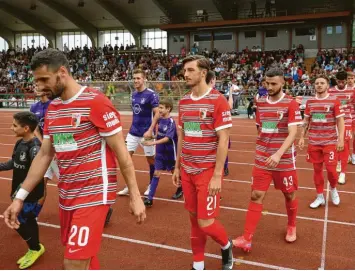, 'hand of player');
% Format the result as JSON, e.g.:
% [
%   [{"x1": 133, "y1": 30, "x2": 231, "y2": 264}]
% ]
[
  {"x1": 208, "y1": 174, "x2": 222, "y2": 196},
  {"x1": 337, "y1": 139, "x2": 344, "y2": 152},
  {"x1": 265, "y1": 153, "x2": 281, "y2": 168},
  {"x1": 143, "y1": 129, "x2": 153, "y2": 139},
  {"x1": 298, "y1": 137, "x2": 305, "y2": 150},
  {"x1": 172, "y1": 168, "x2": 181, "y2": 187},
  {"x1": 141, "y1": 140, "x2": 154, "y2": 146},
  {"x1": 3, "y1": 199, "x2": 23, "y2": 229},
  {"x1": 129, "y1": 195, "x2": 146, "y2": 224}
]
